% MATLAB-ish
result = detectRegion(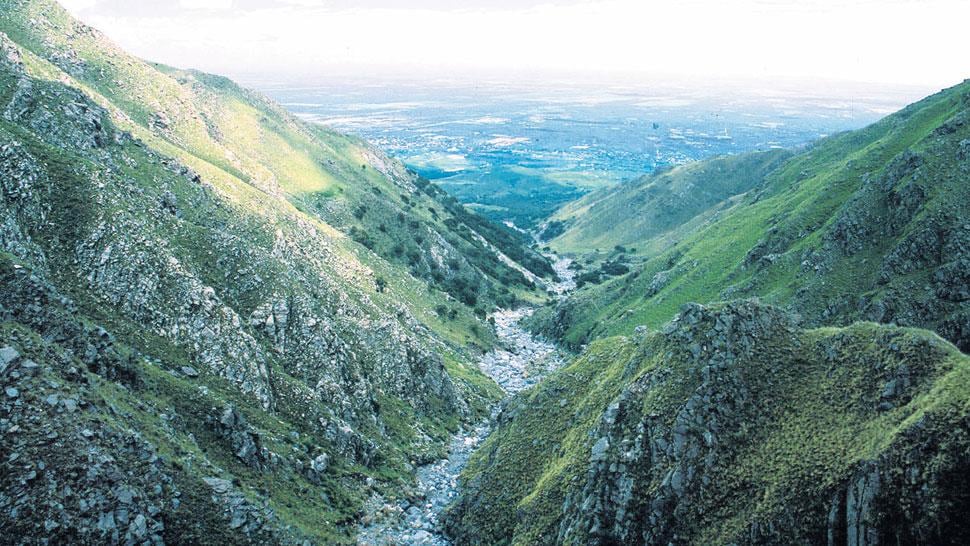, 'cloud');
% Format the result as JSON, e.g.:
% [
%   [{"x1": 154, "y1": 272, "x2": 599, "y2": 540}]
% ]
[
  {"x1": 273, "y1": 0, "x2": 329, "y2": 6},
  {"x1": 58, "y1": 0, "x2": 101, "y2": 12},
  {"x1": 66, "y1": 0, "x2": 970, "y2": 88},
  {"x1": 179, "y1": 0, "x2": 233, "y2": 10}
]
